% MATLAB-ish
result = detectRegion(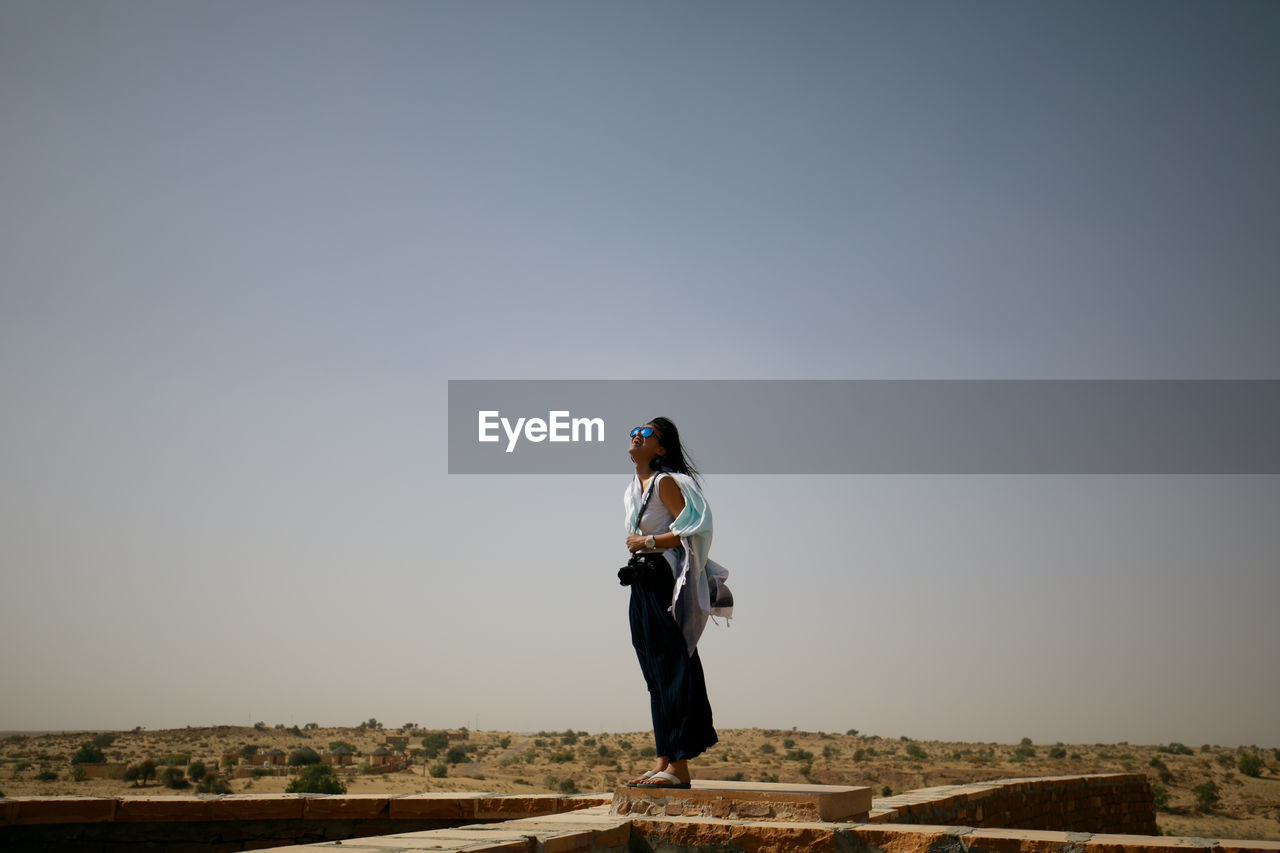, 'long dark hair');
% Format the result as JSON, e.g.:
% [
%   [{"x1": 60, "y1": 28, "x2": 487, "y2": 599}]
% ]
[{"x1": 647, "y1": 416, "x2": 701, "y2": 485}]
